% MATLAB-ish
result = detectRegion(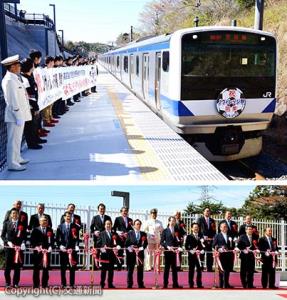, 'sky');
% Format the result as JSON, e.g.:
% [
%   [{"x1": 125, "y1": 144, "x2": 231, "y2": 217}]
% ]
[
  {"x1": 17, "y1": 0, "x2": 151, "y2": 44},
  {"x1": 0, "y1": 184, "x2": 254, "y2": 226}
]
